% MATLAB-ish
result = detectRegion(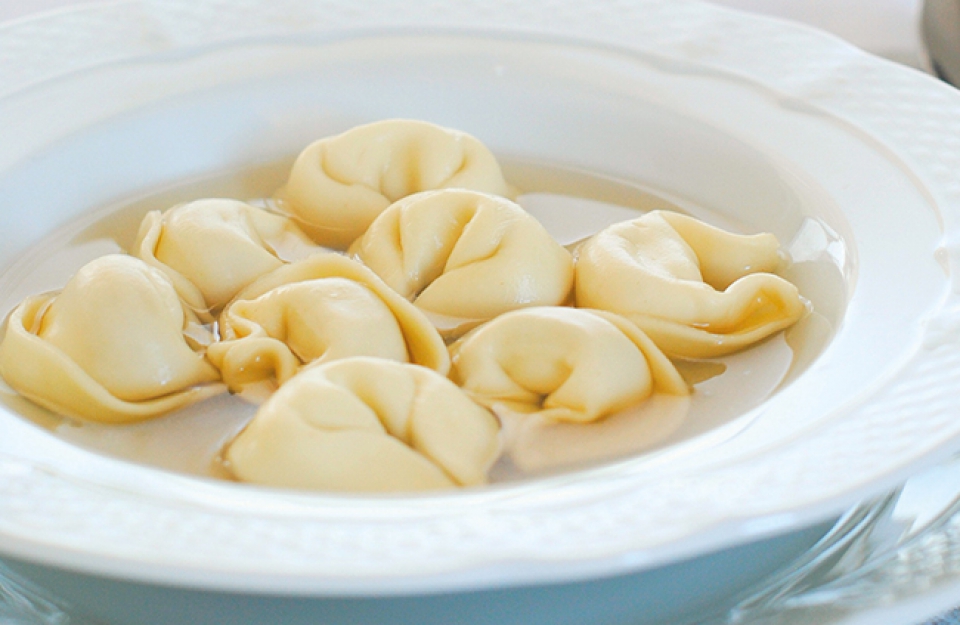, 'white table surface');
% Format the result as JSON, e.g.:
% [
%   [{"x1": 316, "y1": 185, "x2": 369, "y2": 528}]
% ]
[{"x1": 0, "y1": 0, "x2": 929, "y2": 67}]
